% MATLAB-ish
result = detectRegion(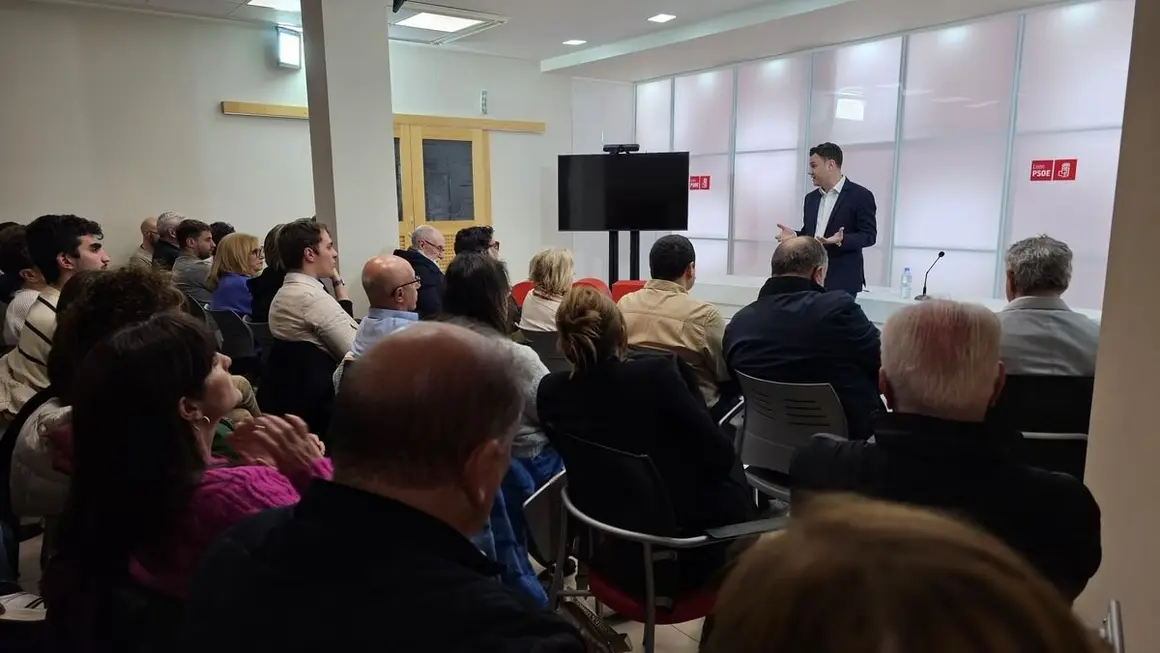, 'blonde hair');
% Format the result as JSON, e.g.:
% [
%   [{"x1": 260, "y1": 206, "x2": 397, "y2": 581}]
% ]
[
  {"x1": 555, "y1": 286, "x2": 626, "y2": 373},
  {"x1": 881, "y1": 300, "x2": 1002, "y2": 420},
  {"x1": 207, "y1": 232, "x2": 261, "y2": 290},
  {"x1": 706, "y1": 496, "x2": 1102, "y2": 653},
  {"x1": 528, "y1": 248, "x2": 574, "y2": 296}
]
